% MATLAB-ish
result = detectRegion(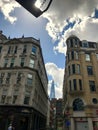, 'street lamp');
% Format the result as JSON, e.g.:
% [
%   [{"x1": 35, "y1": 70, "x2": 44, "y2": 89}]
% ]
[{"x1": 15, "y1": 0, "x2": 53, "y2": 17}]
